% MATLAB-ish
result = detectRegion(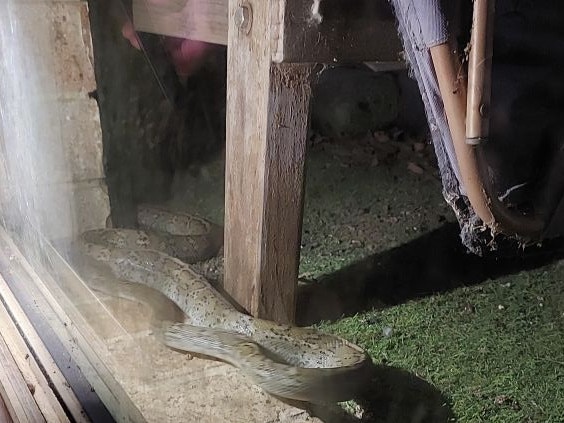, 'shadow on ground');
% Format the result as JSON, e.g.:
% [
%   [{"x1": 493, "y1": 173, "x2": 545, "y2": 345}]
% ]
[
  {"x1": 354, "y1": 364, "x2": 455, "y2": 423},
  {"x1": 297, "y1": 222, "x2": 564, "y2": 326},
  {"x1": 295, "y1": 223, "x2": 564, "y2": 422},
  {"x1": 286, "y1": 362, "x2": 454, "y2": 423}
]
